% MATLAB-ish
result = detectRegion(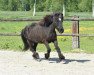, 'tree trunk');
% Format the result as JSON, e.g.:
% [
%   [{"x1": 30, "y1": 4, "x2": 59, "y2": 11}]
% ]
[
  {"x1": 92, "y1": 0, "x2": 94, "y2": 17},
  {"x1": 33, "y1": 0, "x2": 36, "y2": 16},
  {"x1": 63, "y1": 4, "x2": 65, "y2": 16}
]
